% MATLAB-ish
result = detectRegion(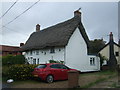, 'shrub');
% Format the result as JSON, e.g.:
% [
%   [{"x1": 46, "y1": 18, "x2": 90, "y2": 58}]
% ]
[
  {"x1": 2, "y1": 55, "x2": 26, "y2": 65},
  {"x1": 6, "y1": 64, "x2": 38, "y2": 80},
  {"x1": 49, "y1": 60, "x2": 64, "y2": 64}
]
